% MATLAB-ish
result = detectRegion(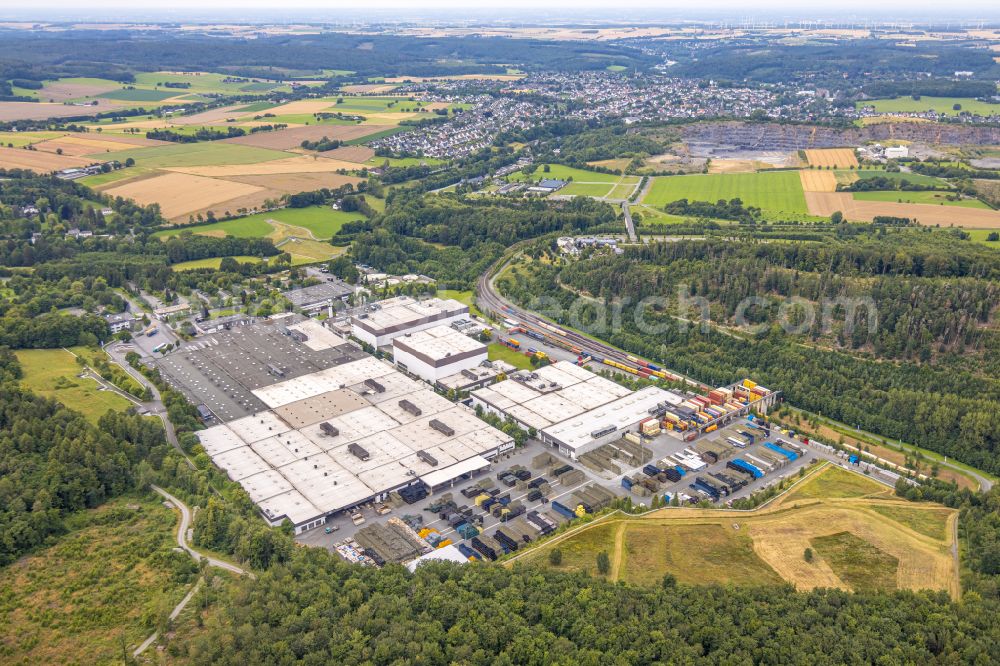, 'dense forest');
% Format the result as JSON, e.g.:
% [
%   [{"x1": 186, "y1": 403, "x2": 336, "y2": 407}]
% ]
[
  {"x1": 0, "y1": 30, "x2": 656, "y2": 82},
  {"x1": 496, "y1": 231, "x2": 1000, "y2": 474},
  {"x1": 662, "y1": 38, "x2": 1000, "y2": 89},
  {"x1": 350, "y1": 192, "x2": 617, "y2": 286}
]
